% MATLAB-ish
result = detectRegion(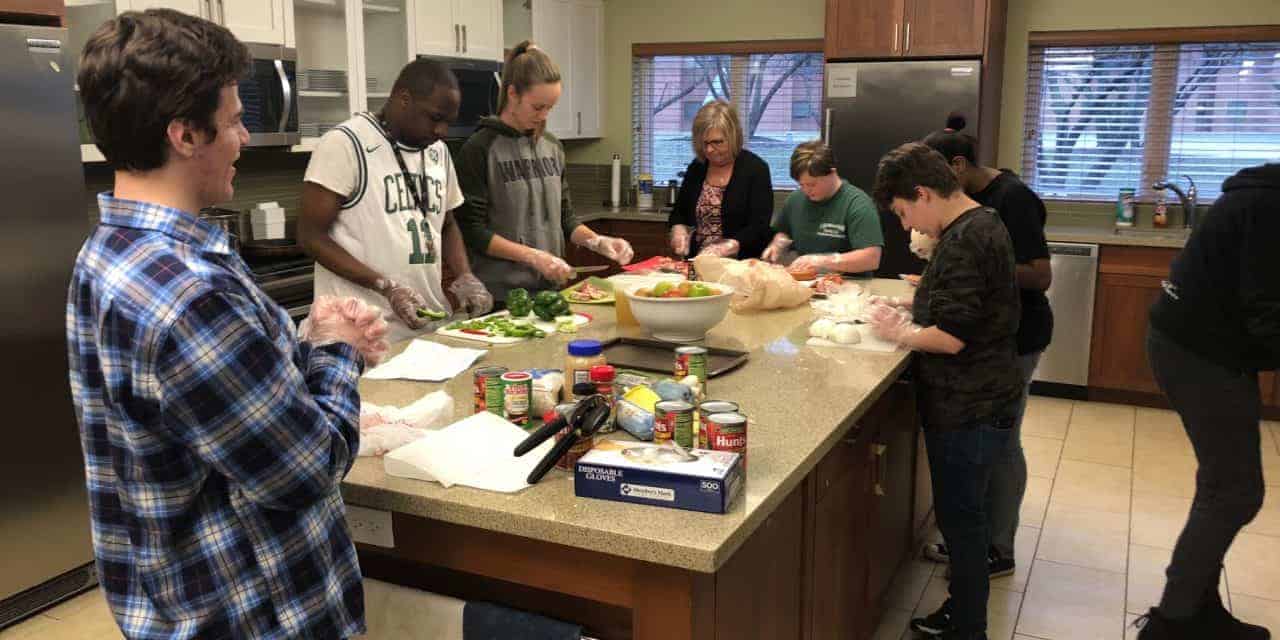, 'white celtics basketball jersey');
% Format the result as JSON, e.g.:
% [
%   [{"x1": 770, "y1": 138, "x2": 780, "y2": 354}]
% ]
[{"x1": 304, "y1": 112, "x2": 464, "y2": 342}]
